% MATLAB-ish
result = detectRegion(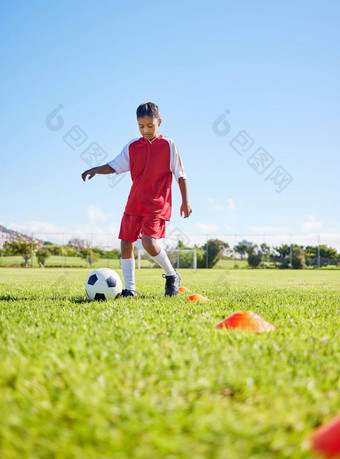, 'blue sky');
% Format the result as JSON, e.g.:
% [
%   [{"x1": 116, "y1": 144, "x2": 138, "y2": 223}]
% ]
[{"x1": 1, "y1": 0, "x2": 339, "y2": 248}]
